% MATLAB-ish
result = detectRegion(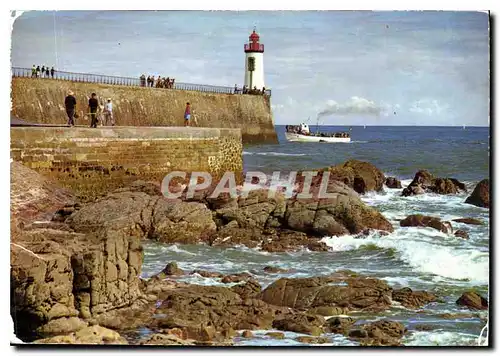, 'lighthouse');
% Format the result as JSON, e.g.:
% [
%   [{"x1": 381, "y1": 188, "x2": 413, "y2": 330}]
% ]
[{"x1": 244, "y1": 28, "x2": 265, "y2": 90}]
